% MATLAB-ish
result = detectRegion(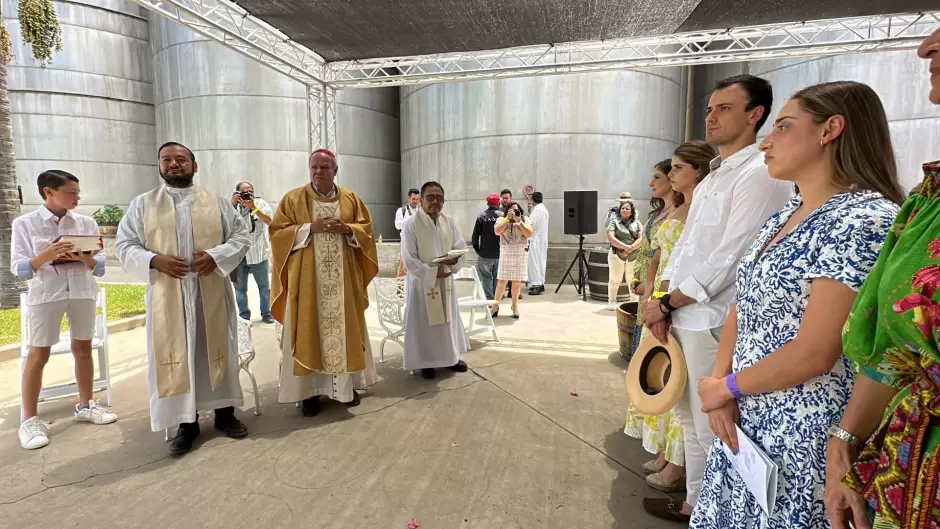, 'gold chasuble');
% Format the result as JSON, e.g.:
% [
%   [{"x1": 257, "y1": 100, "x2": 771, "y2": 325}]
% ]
[
  {"x1": 143, "y1": 186, "x2": 230, "y2": 398},
  {"x1": 270, "y1": 185, "x2": 378, "y2": 376}
]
